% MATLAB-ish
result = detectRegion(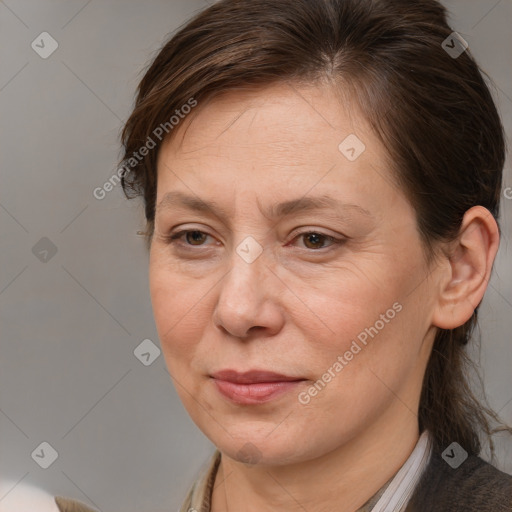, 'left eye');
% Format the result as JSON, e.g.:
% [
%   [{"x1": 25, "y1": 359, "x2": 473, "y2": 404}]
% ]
[{"x1": 293, "y1": 232, "x2": 341, "y2": 250}]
